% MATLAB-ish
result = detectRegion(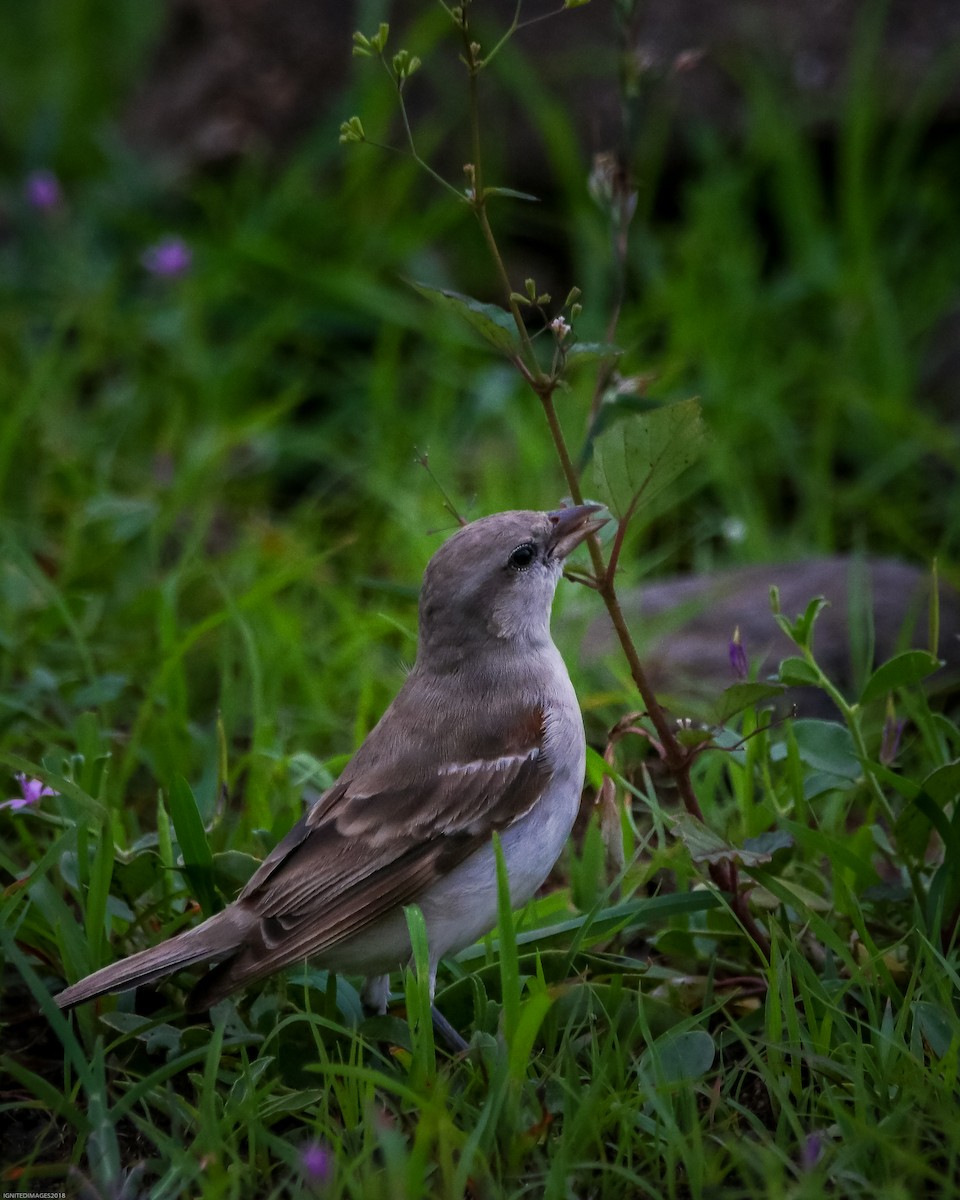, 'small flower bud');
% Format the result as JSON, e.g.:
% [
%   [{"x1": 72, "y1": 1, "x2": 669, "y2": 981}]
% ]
[
  {"x1": 549, "y1": 316, "x2": 571, "y2": 341},
  {"x1": 729, "y1": 627, "x2": 748, "y2": 680},
  {"x1": 339, "y1": 116, "x2": 366, "y2": 144},
  {"x1": 392, "y1": 49, "x2": 420, "y2": 79}
]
